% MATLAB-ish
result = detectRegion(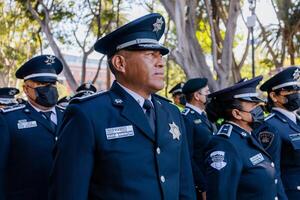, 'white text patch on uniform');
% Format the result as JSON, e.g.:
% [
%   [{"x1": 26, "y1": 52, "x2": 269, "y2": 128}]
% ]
[
  {"x1": 105, "y1": 125, "x2": 134, "y2": 140},
  {"x1": 289, "y1": 133, "x2": 300, "y2": 141},
  {"x1": 249, "y1": 153, "x2": 264, "y2": 165},
  {"x1": 210, "y1": 151, "x2": 227, "y2": 170},
  {"x1": 17, "y1": 120, "x2": 37, "y2": 129}
]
